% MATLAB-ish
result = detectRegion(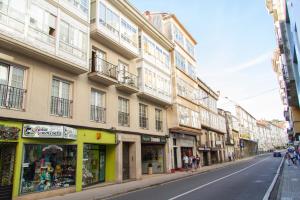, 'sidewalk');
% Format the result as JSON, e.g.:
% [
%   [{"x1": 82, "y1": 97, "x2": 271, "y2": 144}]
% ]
[
  {"x1": 276, "y1": 160, "x2": 300, "y2": 200},
  {"x1": 41, "y1": 156, "x2": 256, "y2": 200}
]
